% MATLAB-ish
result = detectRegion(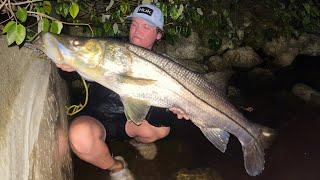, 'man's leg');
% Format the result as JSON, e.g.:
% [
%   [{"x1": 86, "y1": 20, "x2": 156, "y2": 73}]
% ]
[
  {"x1": 125, "y1": 120, "x2": 170, "y2": 143},
  {"x1": 125, "y1": 120, "x2": 170, "y2": 160},
  {"x1": 68, "y1": 115, "x2": 122, "y2": 171}
]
